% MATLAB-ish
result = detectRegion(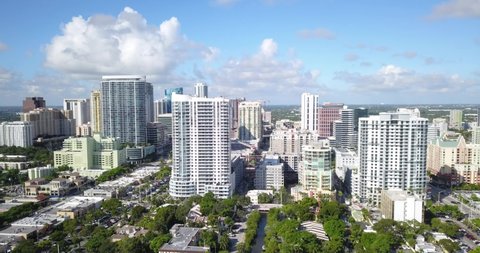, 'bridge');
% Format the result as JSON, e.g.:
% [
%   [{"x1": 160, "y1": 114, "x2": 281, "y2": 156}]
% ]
[{"x1": 252, "y1": 204, "x2": 283, "y2": 212}]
